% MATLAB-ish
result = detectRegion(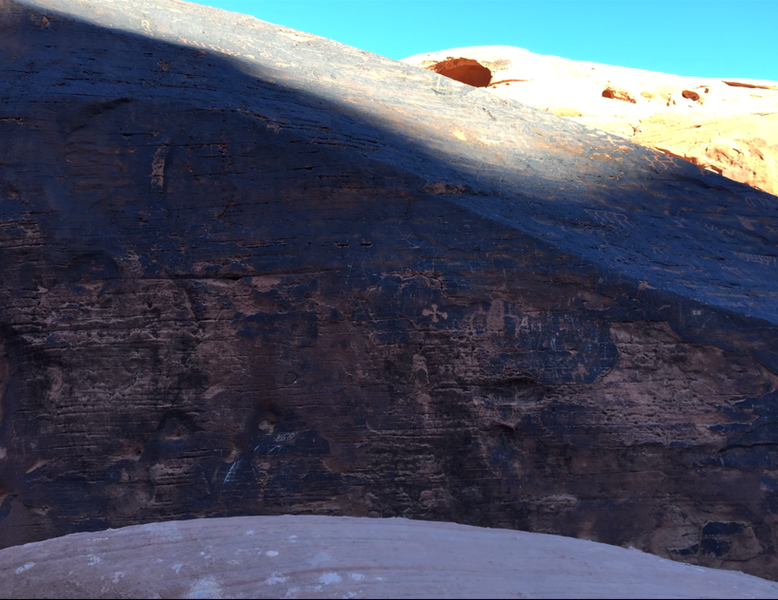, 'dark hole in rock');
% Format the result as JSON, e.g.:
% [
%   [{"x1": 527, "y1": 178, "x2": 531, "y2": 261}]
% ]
[
  {"x1": 682, "y1": 90, "x2": 701, "y2": 101},
  {"x1": 723, "y1": 80, "x2": 778, "y2": 90},
  {"x1": 601, "y1": 87, "x2": 636, "y2": 103},
  {"x1": 428, "y1": 58, "x2": 492, "y2": 88}
]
